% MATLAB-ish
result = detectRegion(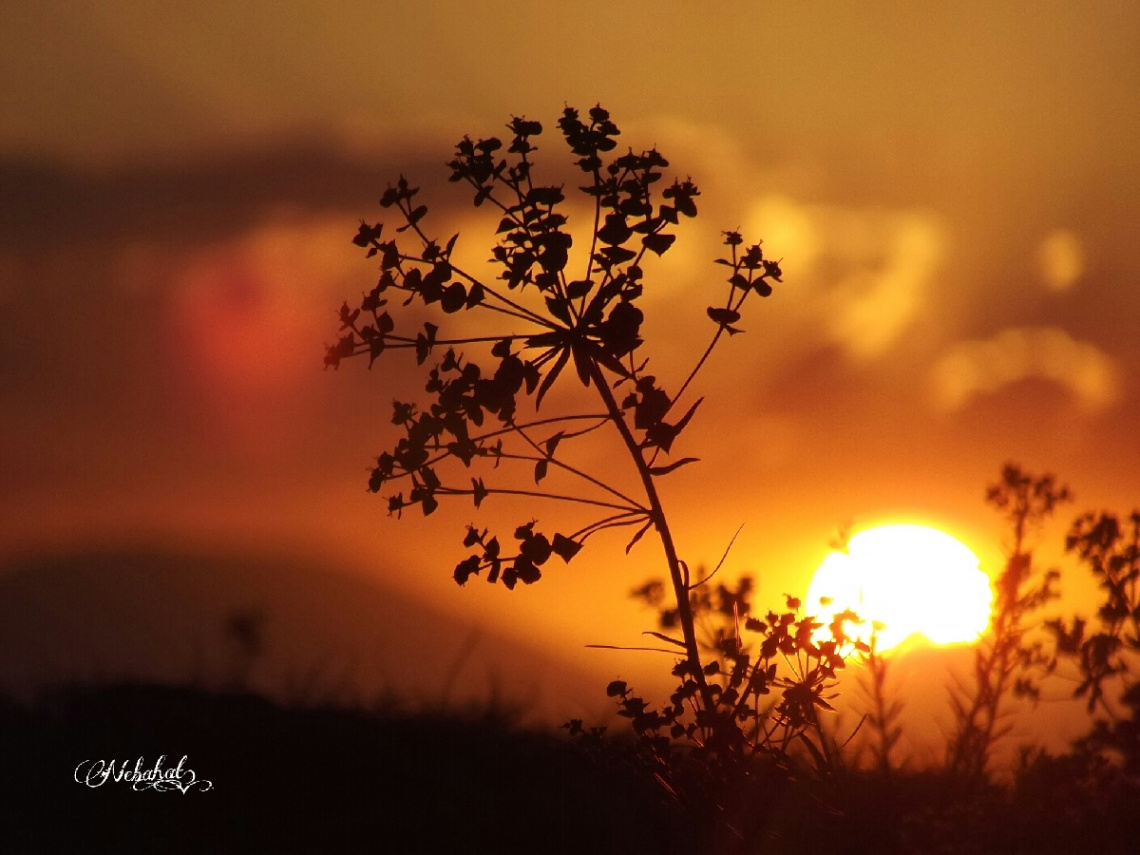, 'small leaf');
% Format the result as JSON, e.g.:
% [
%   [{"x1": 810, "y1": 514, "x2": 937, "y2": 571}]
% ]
[
  {"x1": 367, "y1": 335, "x2": 385, "y2": 366},
  {"x1": 520, "y1": 533, "x2": 552, "y2": 565},
  {"x1": 544, "y1": 432, "x2": 564, "y2": 458},
  {"x1": 706, "y1": 307, "x2": 741, "y2": 325},
  {"x1": 514, "y1": 555, "x2": 542, "y2": 585},
  {"x1": 534, "y1": 459, "x2": 548, "y2": 484},
  {"x1": 403, "y1": 268, "x2": 423, "y2": 293},
  {"x1": 353, "y1": 221, "x2": 383, "y2": 247},
  {"x1": 387, "y1": 494, "x2": 405, "y2": 517},
  {"x1": 523, "y1": 361, "x2": 540, "y2": 395},
  {"x1": 597, "y1": 213, "x2": 632, "y2": 246},
  {"x1": 644, "y1": 631, "x2": 686, "y2": 649},
  {"x1": 671, "y1": 397, "x2": 704, "y2": 439},
  {"x1": 566, "y1": 279, "x2": 593, "y2": 299},
  {"x1": 484, "y1": 537, "x2": 500, "y2": 559},
  {"x1": 440, "y1": 282, "x2": 467, "y2": 313},
  {"x1": 545, "y1": 295, "x2": 572, "y2": 324},
  {"x1": 642, "y1": 232, "x2": 675, "y2": 256},
  {"x1": 465, "y1": 281, "x2": 484, "y2": 308},
  {"x1": 535, "y1": 346, "x2": 570, "y2": 410},
  {"x1": 648, "y1": 457, "x2": 699, "y2": 476},
  {"x1": 571, "y1": 342, "x2": 593, "y2": 388},
  {"x1": 551, "y1": 534, "x2": 582, "y2": 563},
  {"x1": 599, "y1": 245, "x2": 637, "y2": 265},
  {"x1": 453, "y1": 555, "x2": 480, "y2": 586},
  {"x1": 606, "y1": 680, "x2": 628, "y2": 697},
  {"x1": 625, "y1": 519, "x2": 653, "y2": 554}
]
